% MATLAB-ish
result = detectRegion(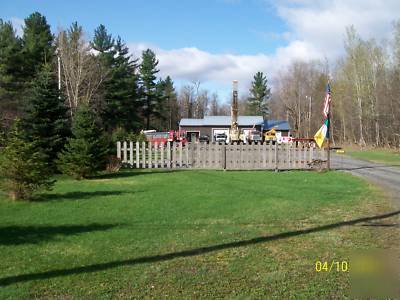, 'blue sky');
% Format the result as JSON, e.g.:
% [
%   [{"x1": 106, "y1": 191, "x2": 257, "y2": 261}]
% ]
[
  {"x1": 2, "y1": 0, "x2": 400, "y2": 102},
  {"x1": 0, "y1": 0, "x2": 287, "y2": 54}
]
